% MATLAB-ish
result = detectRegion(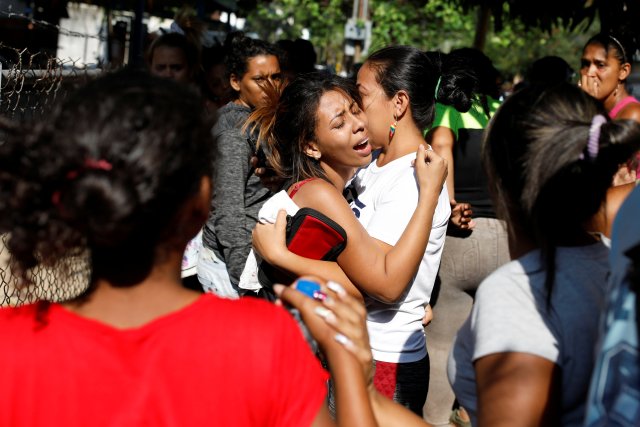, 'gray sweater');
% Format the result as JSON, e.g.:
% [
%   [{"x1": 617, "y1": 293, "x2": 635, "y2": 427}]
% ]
[{"x1": 202, "y1": 102, "x2": 272, "y2": 285}]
